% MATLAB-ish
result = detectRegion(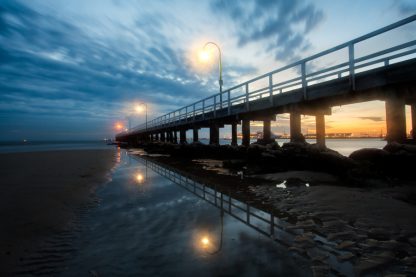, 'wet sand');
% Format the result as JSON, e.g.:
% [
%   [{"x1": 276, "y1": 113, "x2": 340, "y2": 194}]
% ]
[{"x1": 0, "y1": 149, "x2": 116, "y2": 275}]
